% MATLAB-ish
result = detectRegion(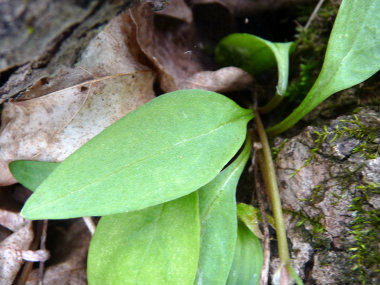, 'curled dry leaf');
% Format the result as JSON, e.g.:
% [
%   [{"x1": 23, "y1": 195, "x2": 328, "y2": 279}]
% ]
[
  {"x1": 130, "y1": 2, "x2": 204, "y2": 92},
  {"x1": 179, "y1": 66, "x2": 253, "y2": 93},
  {"x1": 20, "y1": 249, "x2": 50, "y2": 262},
  {"x1": 155, "y1": 0, "x2": 193, "y2": 23},
  {"x1": 0, "y1": 12, "x2": 155, "y2": 185},
  {"x1": 131, "y1": 2, "x2": 252, "y2": 94},
  {"x1": 0, "y1": 209, "x2": 33, "y2": 284}
]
